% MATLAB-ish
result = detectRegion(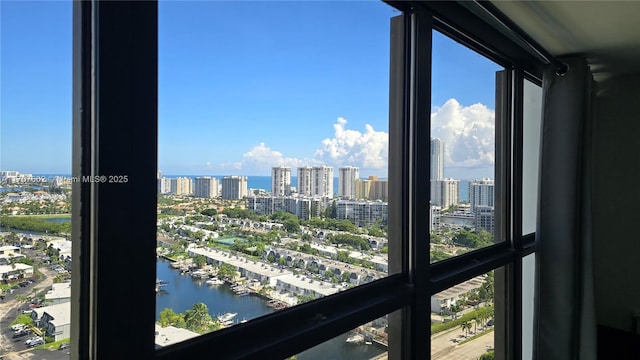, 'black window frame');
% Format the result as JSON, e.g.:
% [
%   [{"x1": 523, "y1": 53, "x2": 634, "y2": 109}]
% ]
[{"x1": 70, "y1": 1, "x2": 544, "y2": 359}]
